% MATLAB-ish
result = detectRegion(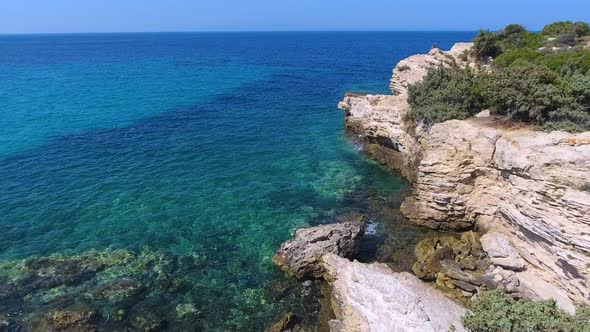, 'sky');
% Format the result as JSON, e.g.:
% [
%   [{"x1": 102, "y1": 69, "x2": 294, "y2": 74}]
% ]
[{"x1": 1, "y1": 0, "x2": 589, "y2": 34}]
